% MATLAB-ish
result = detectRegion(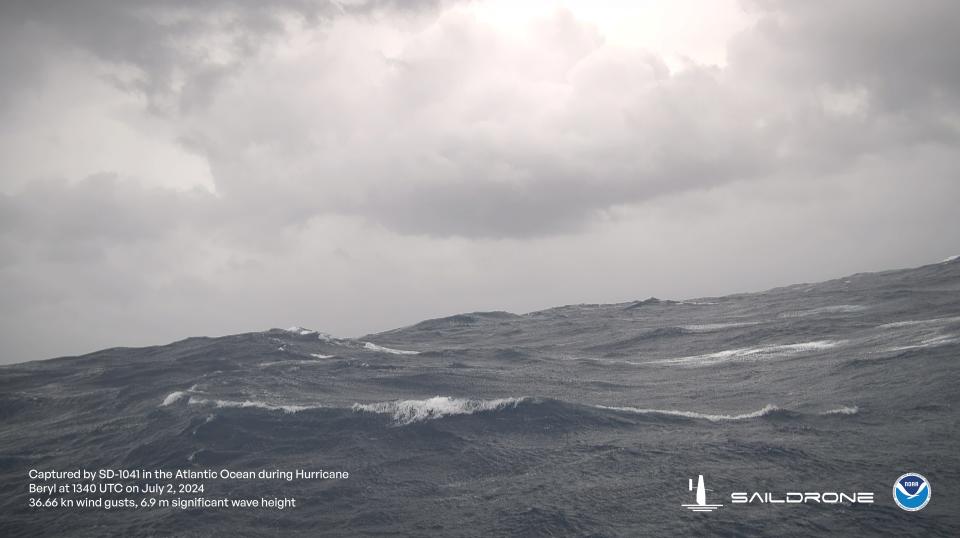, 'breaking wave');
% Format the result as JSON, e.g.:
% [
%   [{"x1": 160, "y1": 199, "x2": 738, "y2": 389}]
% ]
[
  {"x1": 821, "y1": 406, "x2": 859, "y2": 415},
  {"x1": 363, "y1": 342, "x2": 420, "y2": 355},
  {"x1": 352, "y1": 396, "x2": 527, "y2": 425},
  {"x1": 594, "y1": 404, "x2": 781, "y2": 422},
  {"x1": 655, "y1": 340, "x2": 840, "y2": 366},
  {"x1": 187, "y1": 396, "x2": 316, "y2": 414},
  {"x1": 161, "y1": 391, "x2": 189, "y2": 406}
]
